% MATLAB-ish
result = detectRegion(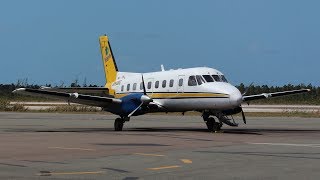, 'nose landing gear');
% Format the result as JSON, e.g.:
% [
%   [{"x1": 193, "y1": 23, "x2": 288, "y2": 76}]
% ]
[{"x1": 203, "y1": 116, "x2": 222, "y2": 132}]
